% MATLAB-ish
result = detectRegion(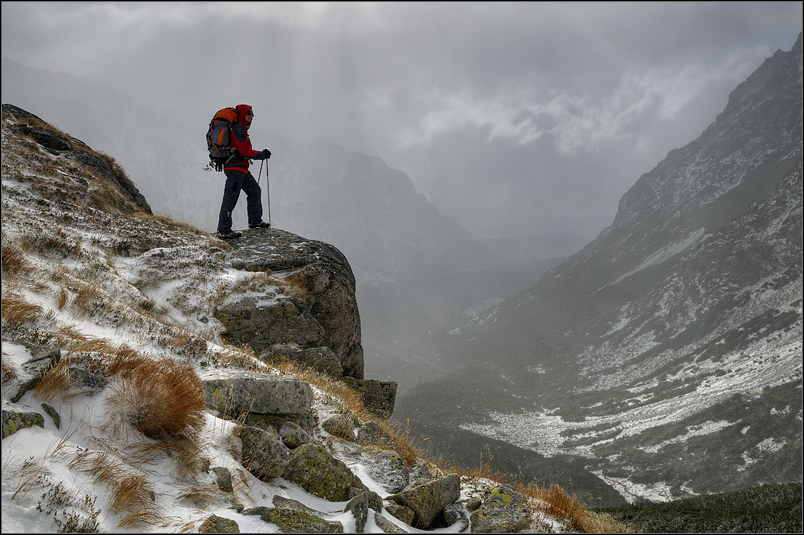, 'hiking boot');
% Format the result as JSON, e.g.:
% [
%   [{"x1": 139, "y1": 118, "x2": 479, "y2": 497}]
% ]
[
  {"x1": 249, "y1": 221, "x2": 271, "y2": 229},
  {"x1": 217, "y1": 231, "x2": 242, "y2": 240}
]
